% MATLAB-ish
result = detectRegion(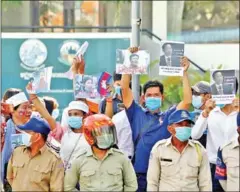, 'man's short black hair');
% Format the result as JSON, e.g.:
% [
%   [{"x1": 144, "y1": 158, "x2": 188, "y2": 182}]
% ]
[
  {"x1": 113, "y1": 71, "x2": 122, "y2": 82},
  {"x1": 212, "y1": 70, "x2": 223, "y2": 79},
  {"x1": 143, "y1": 80, "x2": 164, "y2": 95},
  {"x1": 162, "y1": 43, "x2": 172, "y2": 51},
  {"x1": 129, "y1": 54, "x2": 139, "y2": 61}
]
